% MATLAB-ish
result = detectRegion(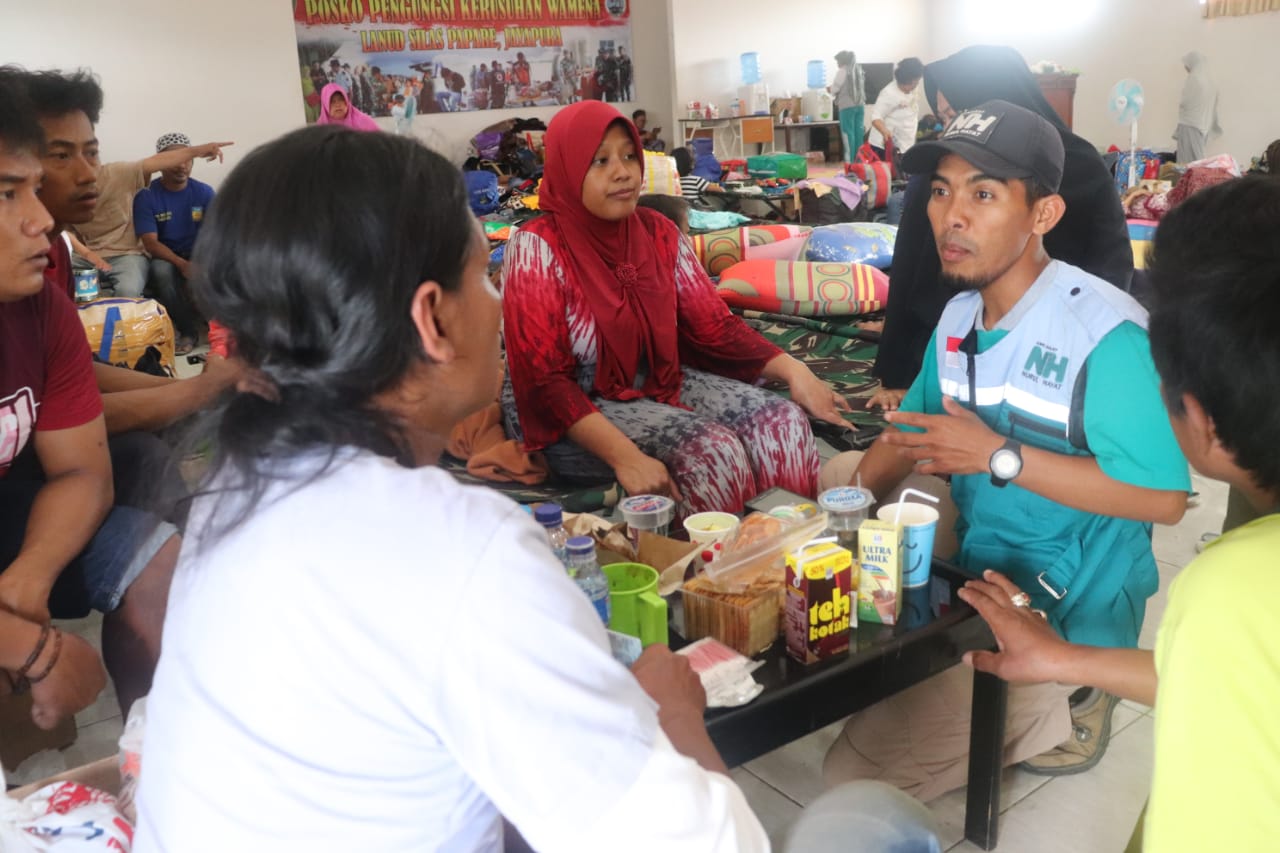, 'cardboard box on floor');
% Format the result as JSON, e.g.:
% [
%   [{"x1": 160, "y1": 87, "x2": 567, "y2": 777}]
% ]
[
  {"x1": 6, "y1": 756, "x2": 120, "y2": 801},
  {"x1": 0, "y1": 689, "x2": 77, "y2": 775}
]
